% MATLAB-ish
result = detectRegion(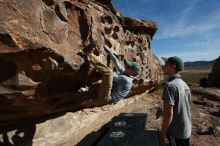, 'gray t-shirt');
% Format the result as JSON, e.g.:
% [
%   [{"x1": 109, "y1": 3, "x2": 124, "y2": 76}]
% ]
[{"x1": 162, "y1": 74, "x2": 191, "y2": 139}]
